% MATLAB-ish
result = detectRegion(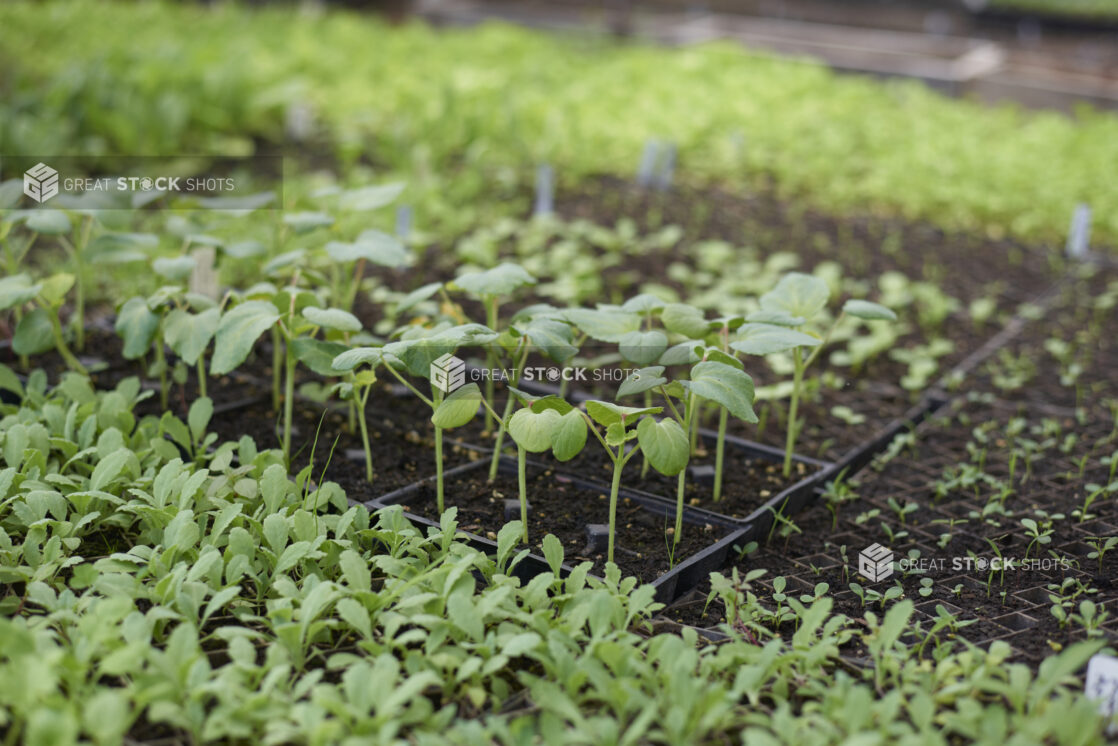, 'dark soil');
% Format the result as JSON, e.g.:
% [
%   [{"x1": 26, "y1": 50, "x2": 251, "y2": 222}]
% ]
[
  {"x1": 383, "y1": 462, "x2": 729, "y2": 584},
  {"x1": 541, "y1": 437, "x2": 817, "y2": 522}
]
